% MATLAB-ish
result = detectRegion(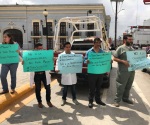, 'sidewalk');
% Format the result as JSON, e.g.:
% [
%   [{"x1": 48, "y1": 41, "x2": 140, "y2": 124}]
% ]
[
  {"x1": 0, "y1": 63, "x2": 30, "y2": 110},
  {"x1": 0, "y1": 62, "x2": 150, "y2": 125}
]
